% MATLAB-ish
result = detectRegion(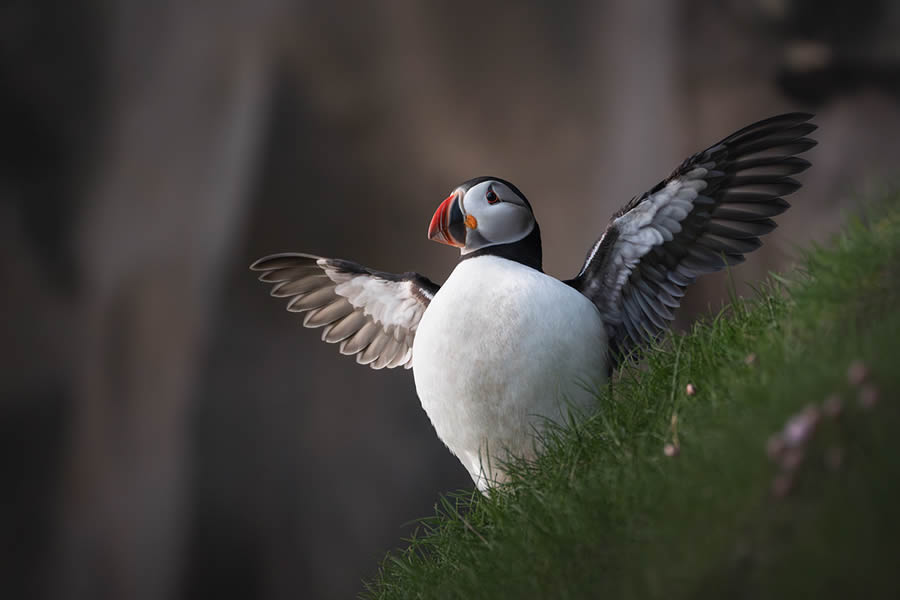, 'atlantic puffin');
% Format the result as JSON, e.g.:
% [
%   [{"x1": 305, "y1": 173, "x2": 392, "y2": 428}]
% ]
[{"x1": 251, "y1": 113, "x2": 816, "y2": 491}]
